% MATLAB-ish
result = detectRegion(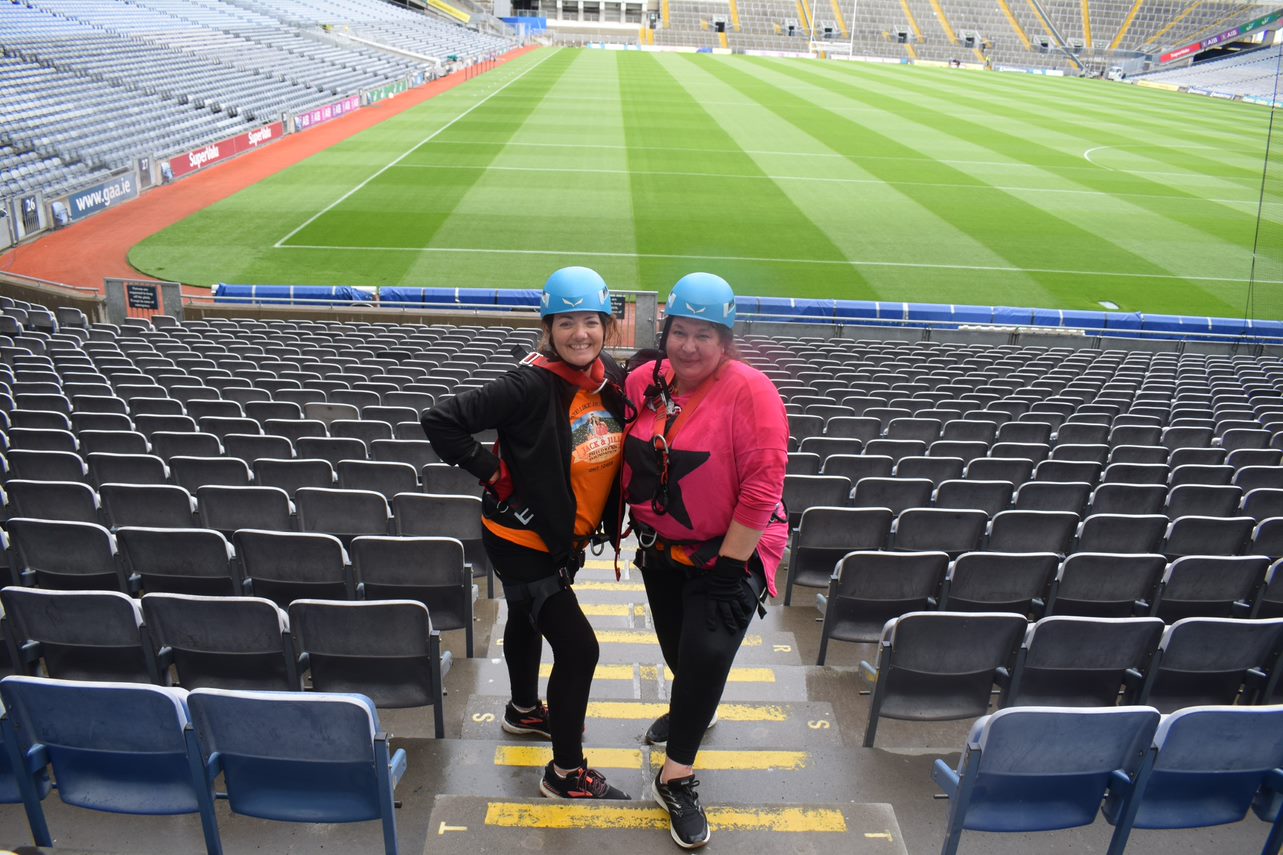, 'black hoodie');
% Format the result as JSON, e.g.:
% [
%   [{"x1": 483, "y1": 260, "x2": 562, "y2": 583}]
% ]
[{"x1": 420, "y1": 353, "x2": 629, "y2": 565}]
